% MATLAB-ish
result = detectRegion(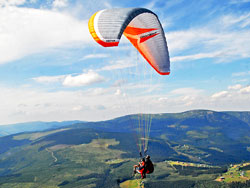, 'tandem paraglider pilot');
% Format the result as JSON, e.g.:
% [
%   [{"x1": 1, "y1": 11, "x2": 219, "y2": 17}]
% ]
[{"x1": 133, "y1": 155, "x2": 154, "y2": 179}]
